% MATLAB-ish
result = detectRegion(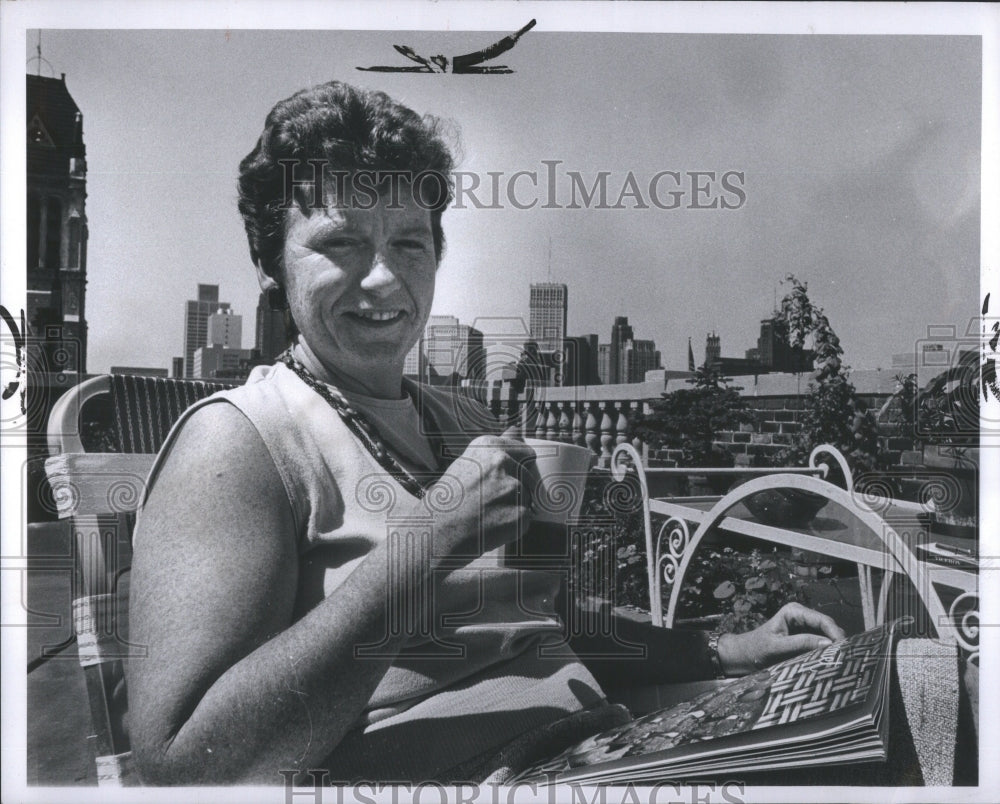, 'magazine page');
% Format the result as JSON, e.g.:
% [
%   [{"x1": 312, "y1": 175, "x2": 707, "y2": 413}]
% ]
[{"x1": 516, "y1": 622, "x2": 897, "y2": 783}]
